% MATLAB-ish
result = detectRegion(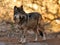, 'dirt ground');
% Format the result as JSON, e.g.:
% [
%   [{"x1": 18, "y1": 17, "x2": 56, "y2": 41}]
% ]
[{"x1": 0, "y1": 21, "x2": 60, "y2": 45}]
